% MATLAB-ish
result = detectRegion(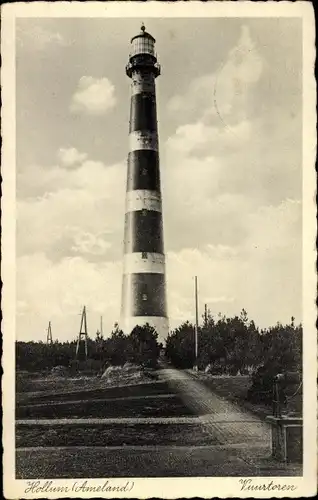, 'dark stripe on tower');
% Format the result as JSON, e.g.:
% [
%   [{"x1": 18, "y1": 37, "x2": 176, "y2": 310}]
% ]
[
  {"x1": 121, "y1": 273, "x2": 167, "y2": 317},
  {"x1": 124, "y1": 210, "x2": 163, "y2": 254},
  {"x1": 129, "y1": 93, "x2": 157, "y2": 133},
  {"x1": 127, "y1": 150, "x2": 160, "y2": 191}
]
